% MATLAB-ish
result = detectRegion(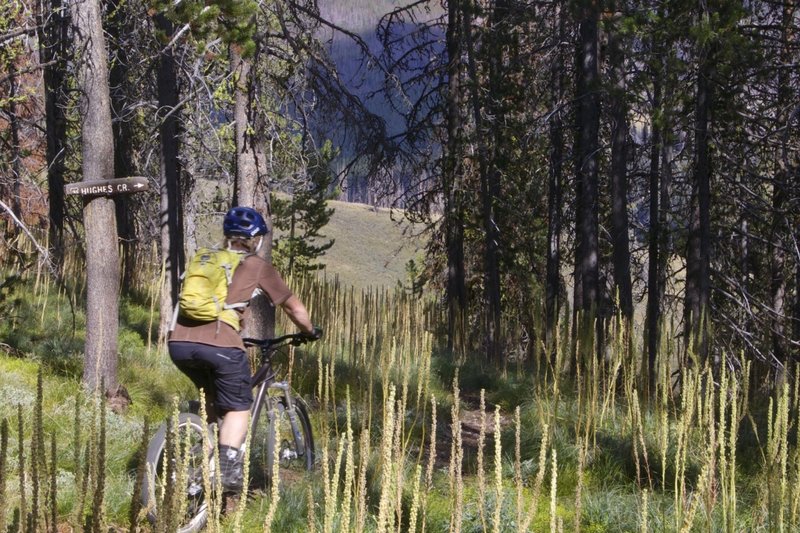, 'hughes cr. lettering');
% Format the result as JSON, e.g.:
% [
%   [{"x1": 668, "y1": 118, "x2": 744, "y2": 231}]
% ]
[{"x1": 64, "y1": 176, "x2": 150, "y2": 197}]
